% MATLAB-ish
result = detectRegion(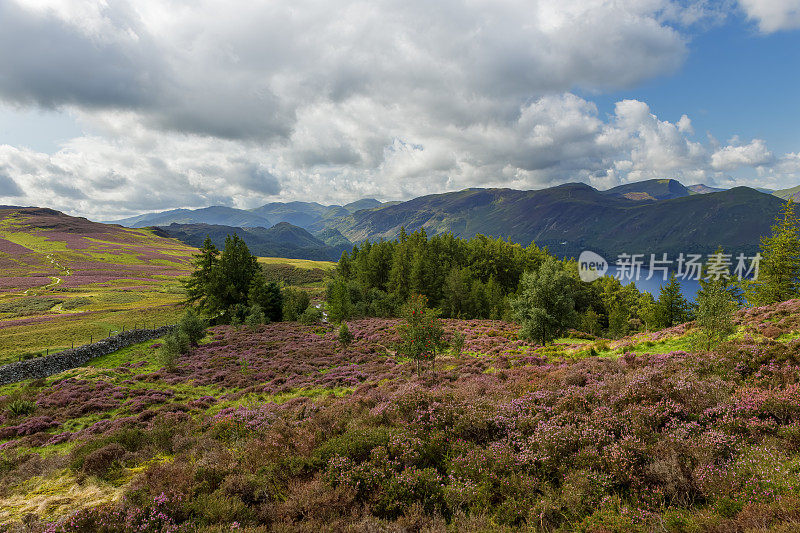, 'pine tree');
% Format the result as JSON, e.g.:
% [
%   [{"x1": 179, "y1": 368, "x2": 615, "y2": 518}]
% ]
[
  {"x1": 749, "y1": 198, "x2": 800, "y2": 305},
  {"x1": 184, "y1": 236, "x2": 219, "y2": 310},
  {"x1": 608, "y1": 305, "x2": 629, "y2": 338},
  {"x1": 698, "y1": 246, "x2": 743, "y2": 306},
  {"x1": 695, "y1": 278, "x2": 737, "y2": 349},
  {"x1": 512, "y1": 257, "x2": 576, "y2": 346},
  {"x1": 655, "y1": 275, "x2": 690, "y2": 328}
]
